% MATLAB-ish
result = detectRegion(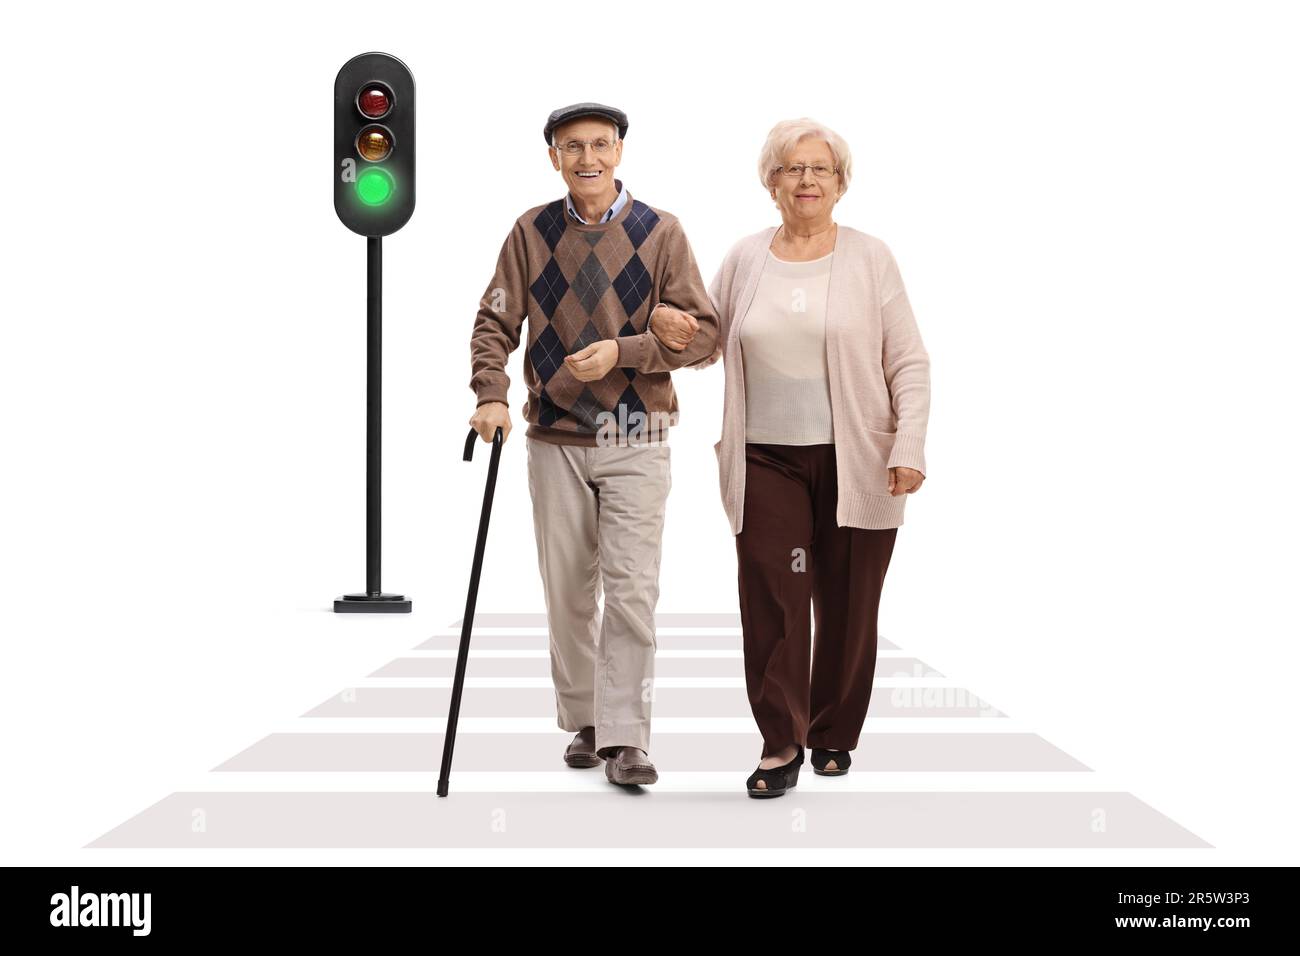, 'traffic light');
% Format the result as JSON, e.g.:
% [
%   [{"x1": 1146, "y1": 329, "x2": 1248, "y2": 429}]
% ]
[
  {"x1": 334, "y1": 52, "x2": 415, "y2": 236},
  {"x1": 332, "y1": 52, "x2": 416, "y2": 613}
]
